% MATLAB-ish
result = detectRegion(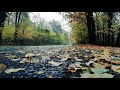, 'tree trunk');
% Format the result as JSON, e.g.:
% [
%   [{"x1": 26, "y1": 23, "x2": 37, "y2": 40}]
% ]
[
  {"x1": 86, "y1": 12, "x2": 96, "y2": 44},
  {"x1": 8, "y1": 15, "x2": 10, "y2": 25},
  {"x1": 14, "y1": 12, "x2": 21, "y2": 45},
  {"x1": 111, "y1": 32, "x2": 114, "y2": 46},
  {"x1": 102, "y1": 32, "x2": 105, "y2": 45},
  {"x1": 103, "y1": 21, "x2": 104, "y2": 30},
  {"x1": 107, "y1": 12, "x2": 113, "y2": 46},
  {"x1": 0, "y1": 12, "x2": 7, "y2": 45},
  {"x1": 115, "y1": 33, "x2": 120, "y2": 47}
]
